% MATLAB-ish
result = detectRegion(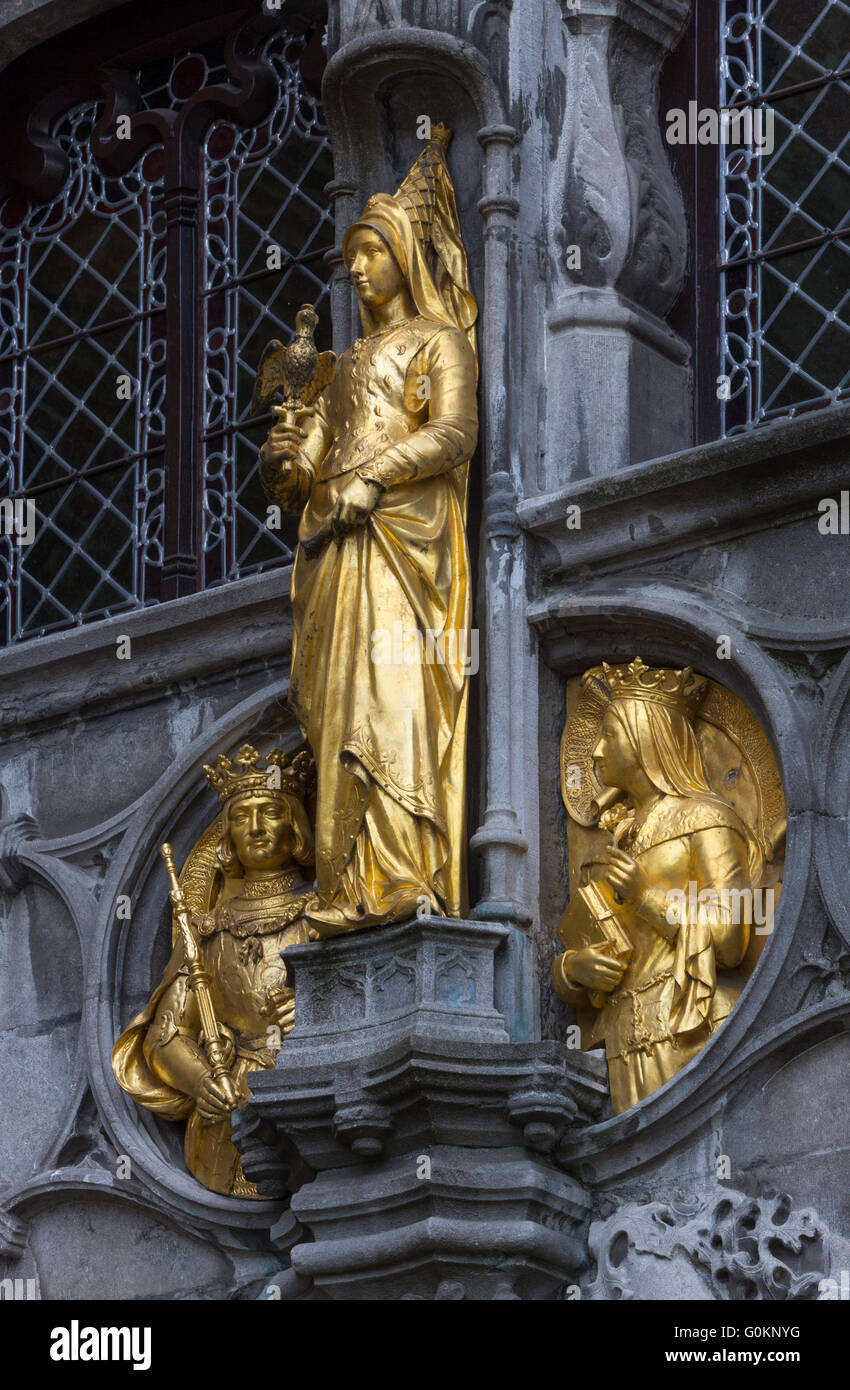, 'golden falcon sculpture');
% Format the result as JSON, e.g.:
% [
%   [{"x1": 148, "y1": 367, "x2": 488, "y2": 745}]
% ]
[
  {"x1": 553, "y1": 658, "x2": 785, "y2": 1115},
  {"x1": 112, "y1": 747, "x2": 318, "y2": 1198},
  {"x1": 256, "y1": 123, "x2": 478, "y2": 936}
]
